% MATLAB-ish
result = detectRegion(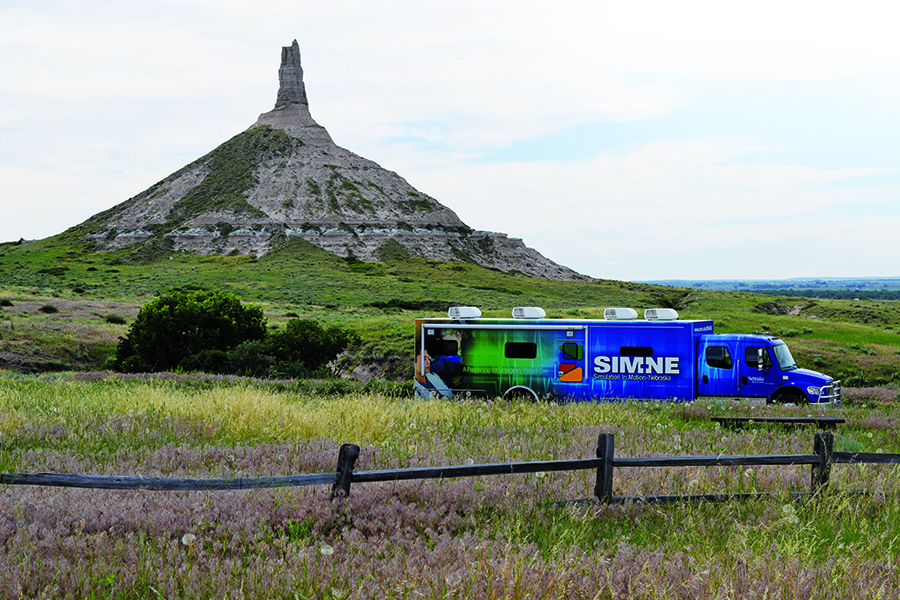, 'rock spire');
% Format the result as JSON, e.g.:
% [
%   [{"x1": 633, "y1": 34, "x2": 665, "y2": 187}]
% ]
[
  {"x1": 274, "y1": 40, "x2": 308, "y2": 109},
  {"x1": 251, "y1": 39, "x2": 332, "y2": 143}
]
